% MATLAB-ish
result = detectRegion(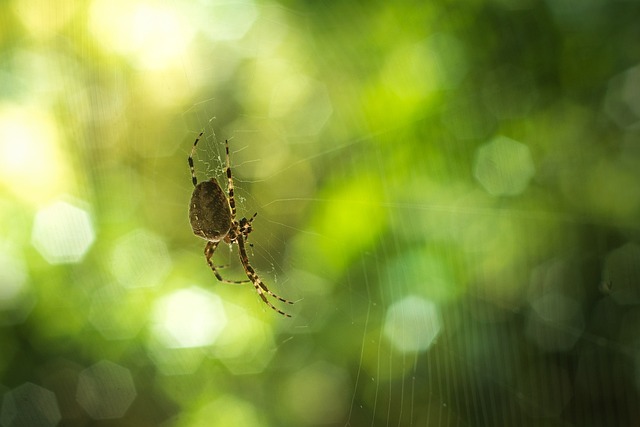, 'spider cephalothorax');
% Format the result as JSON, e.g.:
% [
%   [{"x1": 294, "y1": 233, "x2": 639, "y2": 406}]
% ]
[{"x1": 188, "y1": 132, "x2": 293, "y2": 317}]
